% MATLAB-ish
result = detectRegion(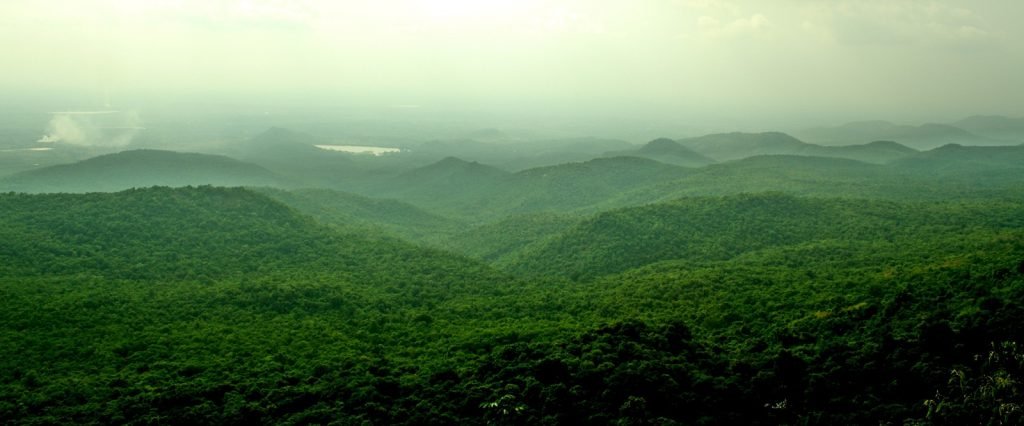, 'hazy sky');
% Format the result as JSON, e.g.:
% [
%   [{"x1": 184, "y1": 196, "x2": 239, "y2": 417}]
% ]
[{"x1": 3, "y1": 0, "x2": 1023, "y2": 126}]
